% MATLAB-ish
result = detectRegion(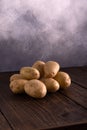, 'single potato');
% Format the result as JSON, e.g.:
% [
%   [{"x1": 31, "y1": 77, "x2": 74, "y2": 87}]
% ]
[
  {"x1": 44, "y1": 61, "x2": 60, "y2": 78},
  {"x1": 54, "y1": 71, "x2": 71, "y2": 89},
  {"x1": 10, "y1": 74, "x2": 26, "y2": 82},
  {"x1": 20, "y1": 67, "x2": 40, "y2": 80},
  {"x1": 10, "y1": 79, "x2": 28, "y2": 94},
  {"x1": 32, "y1": 60, "x2": 45, "y2": 77},
  {"x1": 24, "y1": 79, "x2": 47, "y2": 98},
  {"x1": 41, "y1": 78, "x2": 60, "y2": 92}
]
